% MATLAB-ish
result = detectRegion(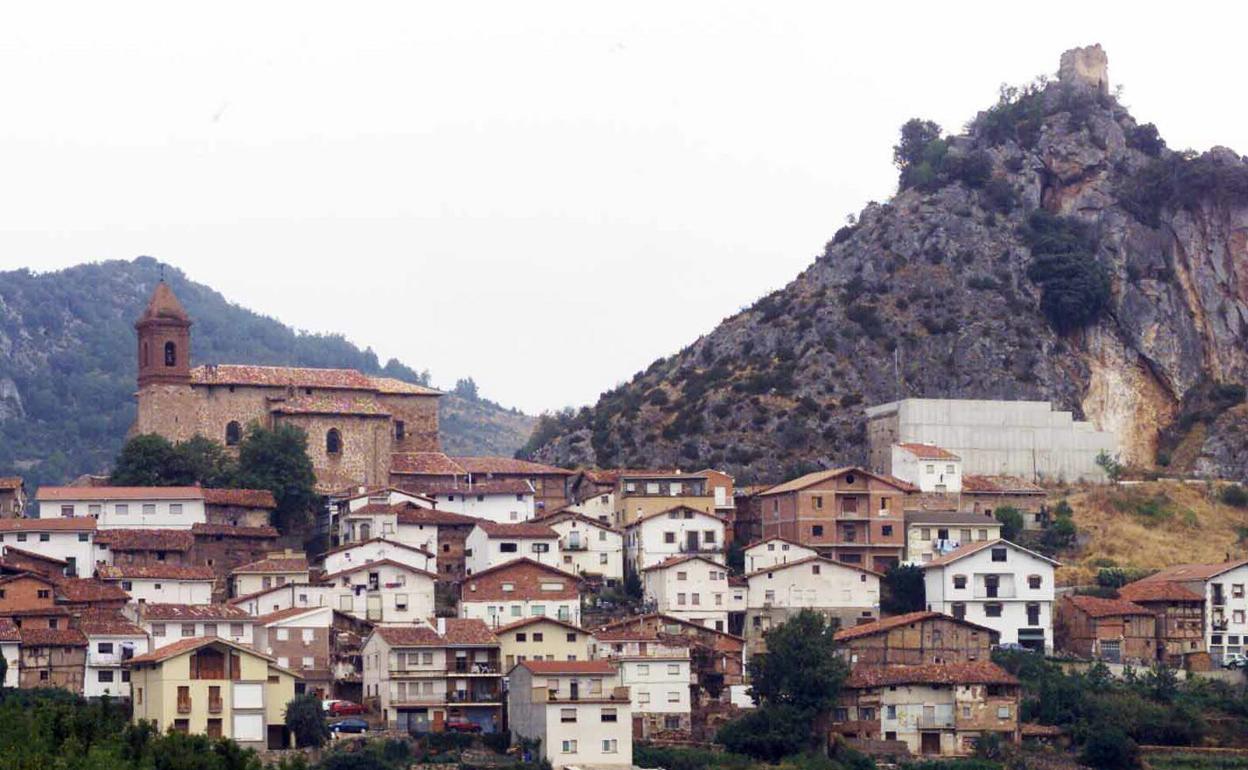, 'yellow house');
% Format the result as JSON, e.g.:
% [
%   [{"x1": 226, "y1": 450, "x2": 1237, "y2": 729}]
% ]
[
  {"x1": 495, "y1": 616, "x2": 594, "y2": 670},
  {"x1": 125, "y1": 637, "x2": 299, "y2": 750}
]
